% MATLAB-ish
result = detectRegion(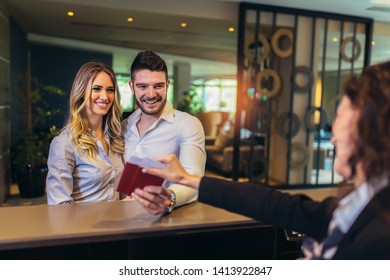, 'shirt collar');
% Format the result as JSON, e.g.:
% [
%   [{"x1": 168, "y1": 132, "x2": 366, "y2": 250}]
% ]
[
  {"x1": 158, "y1": 101, "x2": 174, "y2": 123},
  {"x1": 333, "y1": 175, "x2": 388, "y2": 233}
]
